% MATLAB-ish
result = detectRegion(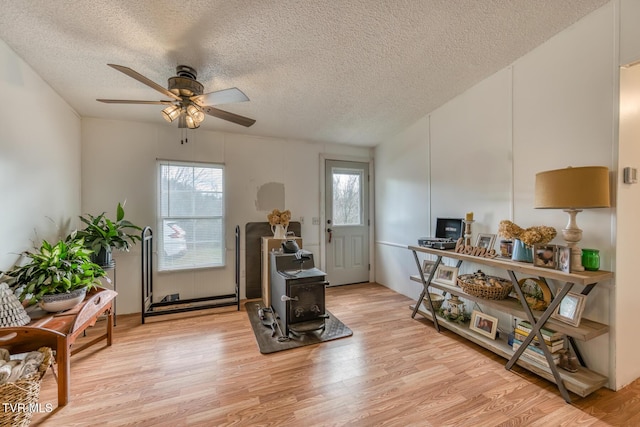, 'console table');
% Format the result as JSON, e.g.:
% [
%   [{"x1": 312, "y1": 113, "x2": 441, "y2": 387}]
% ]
[
  {"x1": 0, "y1": 287, "x2": 117, "y2": 406},
  {"x1": 408, "y1": 245, "x2": 612, "y2": 403}
]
